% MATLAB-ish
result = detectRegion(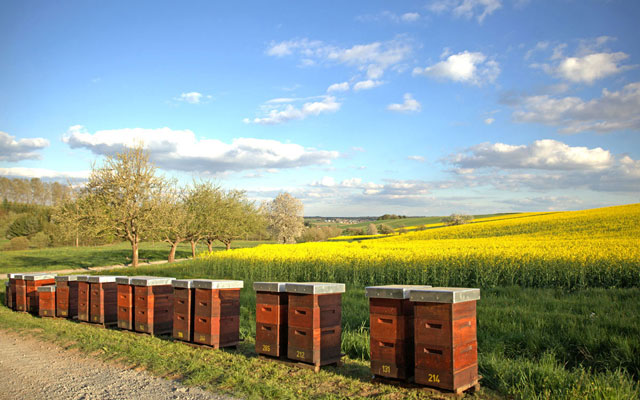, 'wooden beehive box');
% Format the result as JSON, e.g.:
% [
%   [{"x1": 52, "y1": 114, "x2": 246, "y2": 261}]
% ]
[
  {"x1": 88, "y1": 276, "x2": 118, "y2": 325},
  {"x1": 116, "y1": 276, "x2": 134, "y2": 330},
  {"x1": 76, "y1": 275, "x2": 91, "y2": 322},
  {"x1": 37, "y1": 285, "x2": 56, "y2": 317},
  {"x1": 4, "y1": 280, "x2": 9, "y2": 308},
  {"x1": 7, "y1": 273, "x2": 17, "y2": 310},
  {"x1": 55, "y1": 275, "x2": 80, "y2": 318},
  {"x1": 285, "y1": 282, "x2": 345, "y2": 368},
  {"x1": 23, "y1": 273, "x2": 56, "y2": 314},
  {"x1": 192, "y1": 279, "x2": 243, "y2": 348},
  {"x1": 254, "y1": 282, "x2": 288, "y2": 358},
  {"x1": 13, "y1": 274, "x2": 27, "y2": 312},
  {"x1": 365, "y1": 285, "x2": 431, "y2": 380},
  {"x1": 132, "y1": 276, "x2": 174, "y2": 335},
  {"x1": 172, "y1": 279, "x2": 195, "y2": 342},
  {"x1": 410, "y1": 287, "x2": 480, "y2": 393}
]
